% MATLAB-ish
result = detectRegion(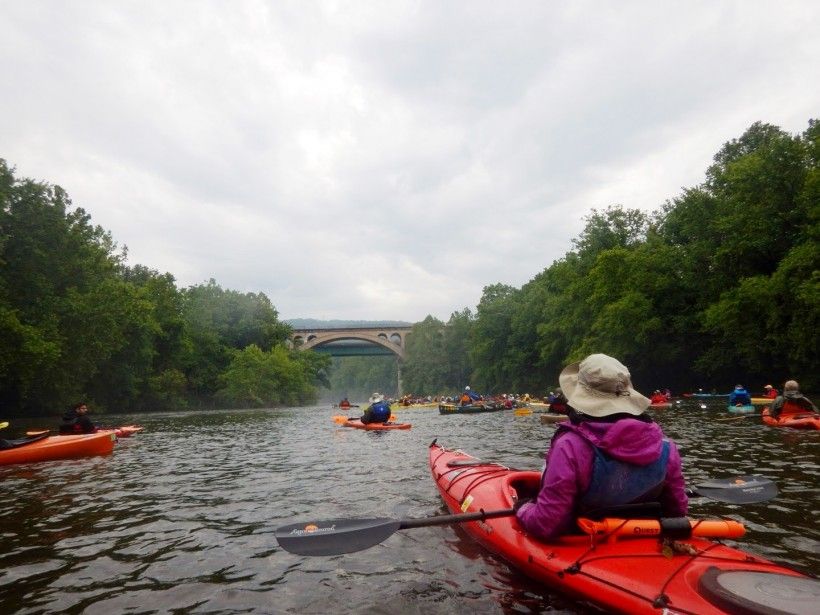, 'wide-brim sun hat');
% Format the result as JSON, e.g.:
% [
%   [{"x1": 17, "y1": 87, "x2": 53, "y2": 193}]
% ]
[
  {"x1": 558, "y1": 353, "x2": 649, "y2": 417},
  {"x1": 369, "y1": 393, "x2": 384, "y2": 404}
]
